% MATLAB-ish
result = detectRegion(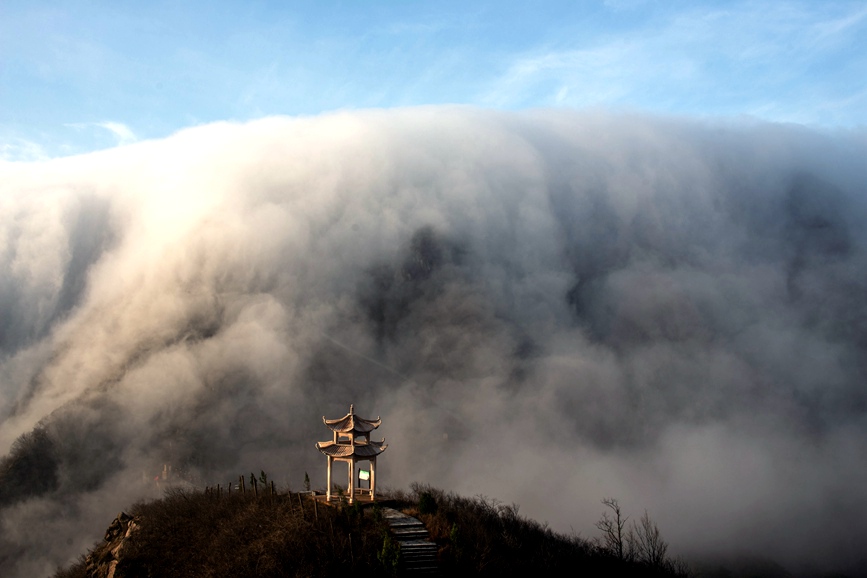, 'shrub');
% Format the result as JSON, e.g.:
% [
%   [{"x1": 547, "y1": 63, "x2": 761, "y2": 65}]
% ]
[
  {"x1": 377, "y1": 533, "x2": 400, "y2": 575},
  {"x1": 418, "y1": 490, "x2": 438, "y2": 515},
  {"x1": 0, "y1": 426, "x2": 59, "y2": 506}
]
